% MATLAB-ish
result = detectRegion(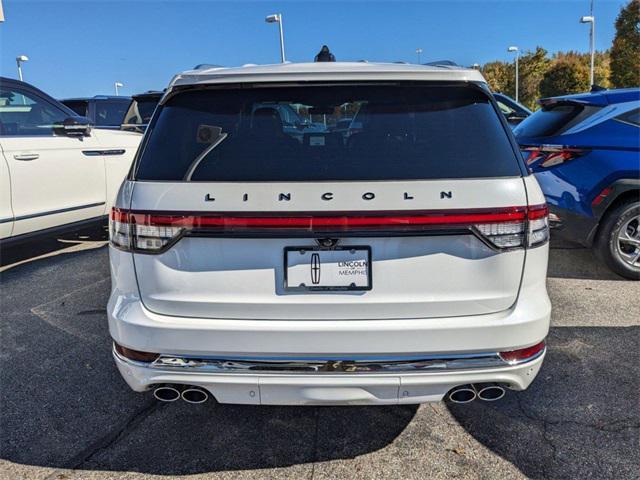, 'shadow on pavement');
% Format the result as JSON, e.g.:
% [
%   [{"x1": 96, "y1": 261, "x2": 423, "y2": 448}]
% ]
[
  {"x1": 0, "y1": 225, "x2": 108, "y2": 270},
  {"x1": 548, "y1": 239, "x2": 625, "y2": 281},
  {"x1": 0, "y1": 248, "x2": 416, "y2": 474},
  {"x1": 1, "y1": 234, "x2": 637, "y2": 477},
  {"x1": 448, "y1": 326, "x2": 640, "y2": 480}
]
